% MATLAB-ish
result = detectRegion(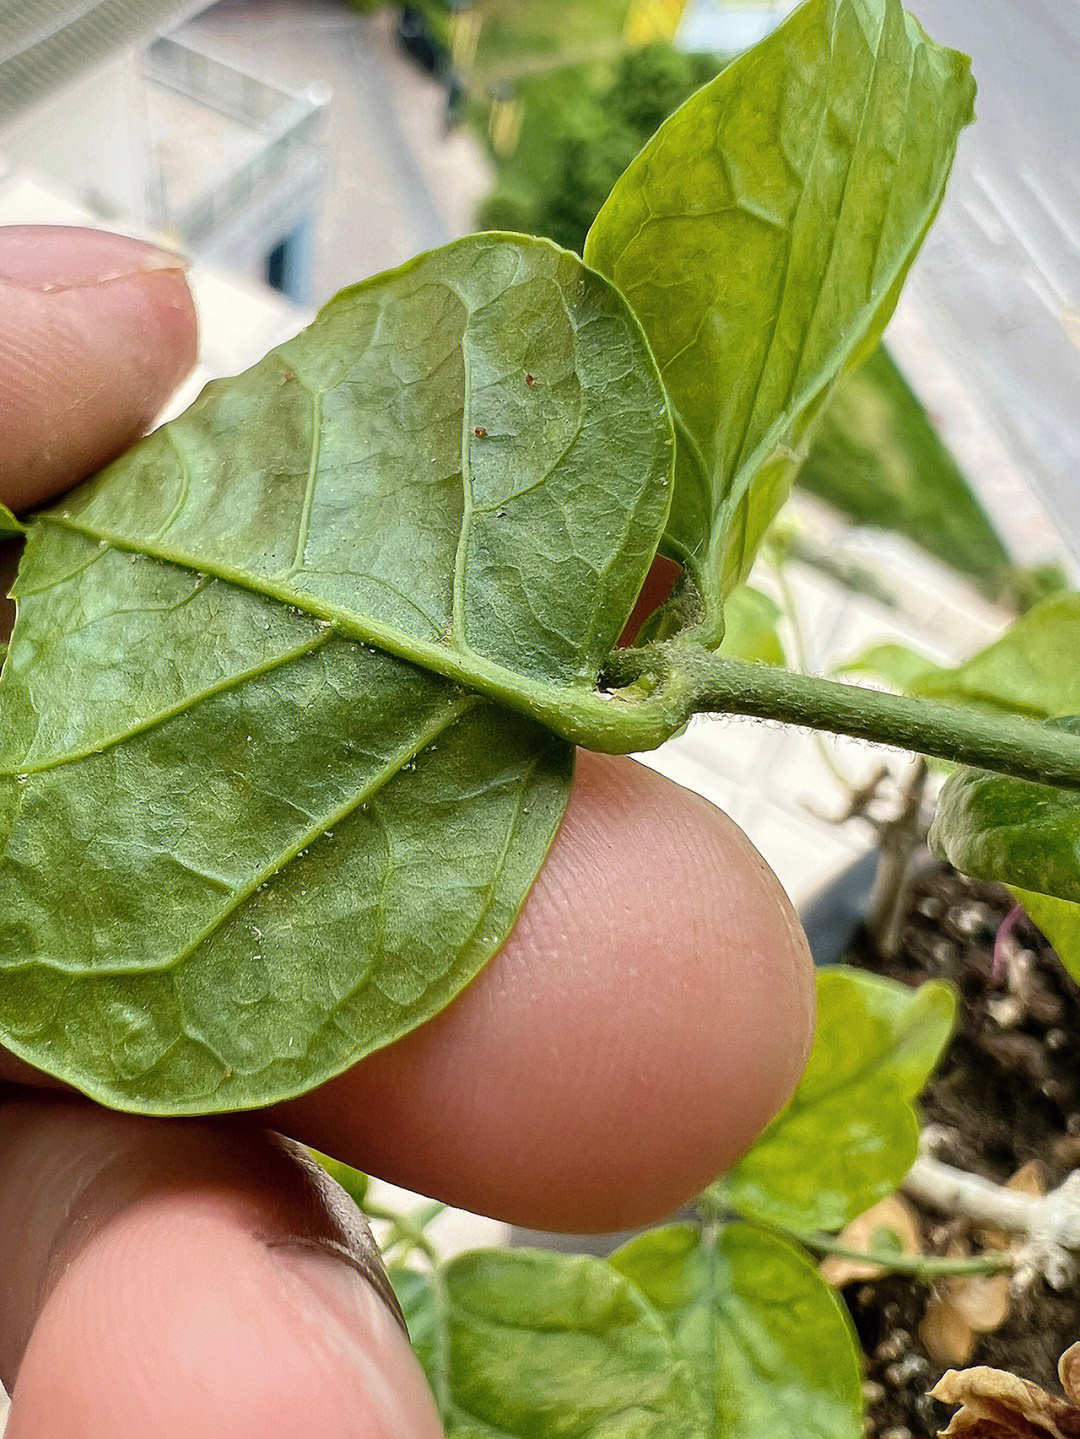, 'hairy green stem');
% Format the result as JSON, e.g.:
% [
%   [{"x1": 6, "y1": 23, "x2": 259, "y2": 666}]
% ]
[
  {"x1": 792, "y1": 1230, "x2": 1014, "y2": 1279},
  {"x1": 608, "y1": 646, "x2": 1080, "y2": 790}
]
